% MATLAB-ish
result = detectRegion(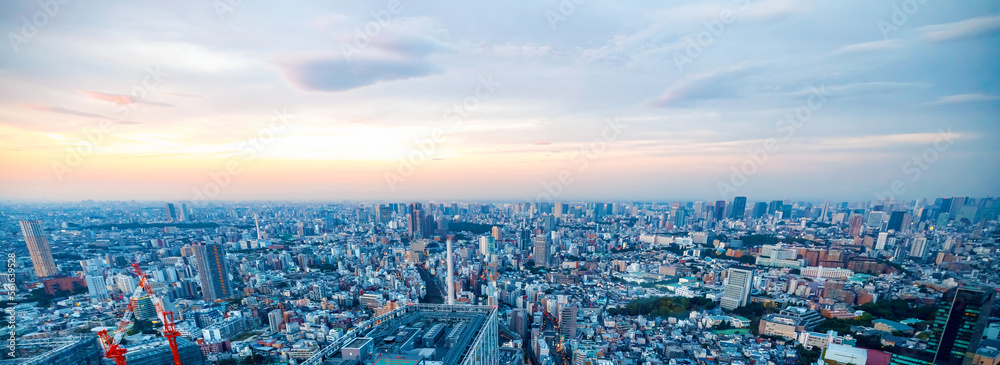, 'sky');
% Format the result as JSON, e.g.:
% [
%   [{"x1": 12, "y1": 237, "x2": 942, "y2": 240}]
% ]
[{"x1": 0, "y1": 0, "x2": 998, "y2": 203}]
